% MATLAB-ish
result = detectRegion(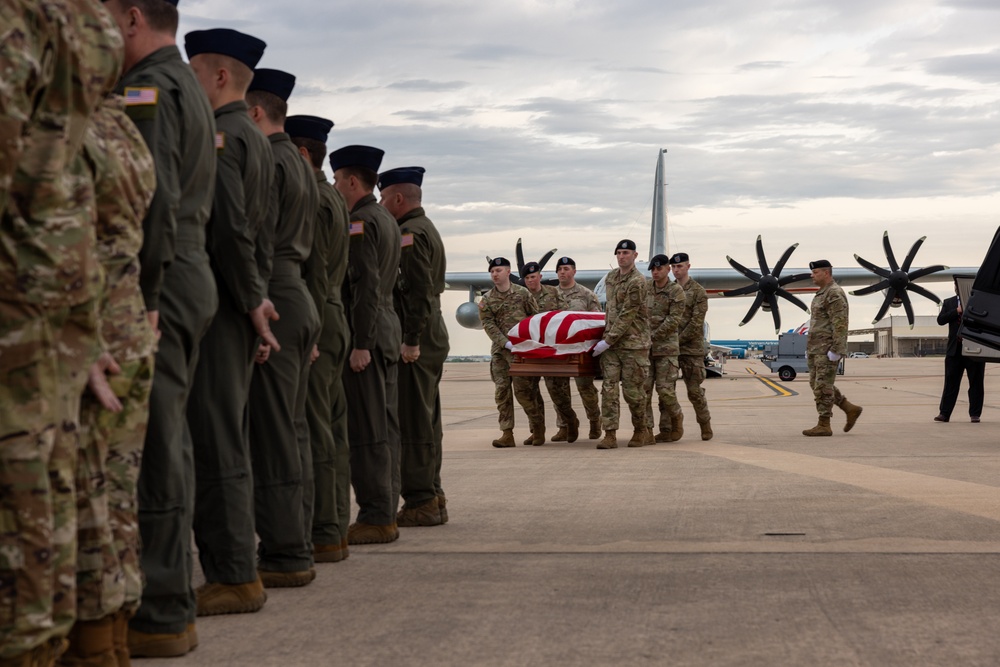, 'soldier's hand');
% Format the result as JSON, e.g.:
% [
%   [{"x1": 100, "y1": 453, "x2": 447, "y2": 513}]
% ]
[
  {"x1": 250, "y1": 299, "x2": 282, "y2": 352},
  {"x1": 87, "y1": 353, "x2": 123, "y2": 413},
  {"x1": 401, "y1": 343, "x2": 420, "y2": 363},
  {"x1": 310, "y1": 344, "x2": 320, "y2": 364},
  {"x1": 827, "y1": 350, "x2": 842, "y2": 361},
  {"x1": 504, "y1": 341, "x2": 514, "y2": 352},
  {"x1": 255, "y1": 343, "x2": 271, "y2": 364},
  {"x1": 350, "y1": 348, "x2": 372, "y2": 372},
  {"x1": 147, "y1": 310, "x2": 161, "y2": 341},
  {"x1": 592, "y1": 340, "x2": 610, "y2": 357}
]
